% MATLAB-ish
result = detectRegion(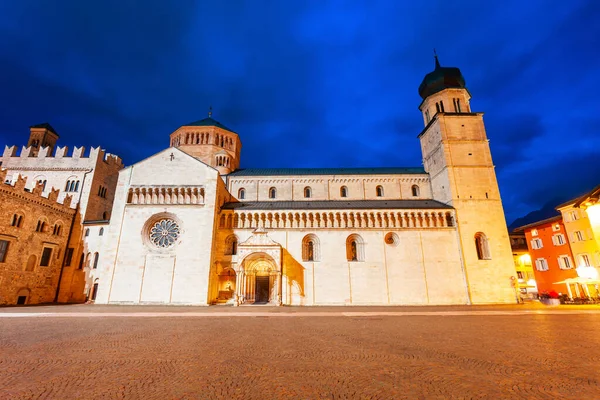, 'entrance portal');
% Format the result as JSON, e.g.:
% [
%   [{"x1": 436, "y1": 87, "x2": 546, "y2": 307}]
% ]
[{"x1": 255, "y1": 276, "x2": 270, "y2": 303}]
